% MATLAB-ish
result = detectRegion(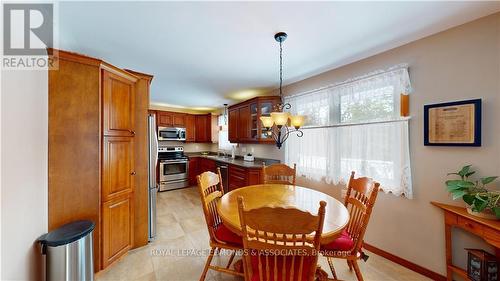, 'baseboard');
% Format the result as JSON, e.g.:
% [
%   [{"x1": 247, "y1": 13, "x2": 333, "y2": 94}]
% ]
[{"x1": 363, "y1": 243, "x2": 446, "y2": 281}]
